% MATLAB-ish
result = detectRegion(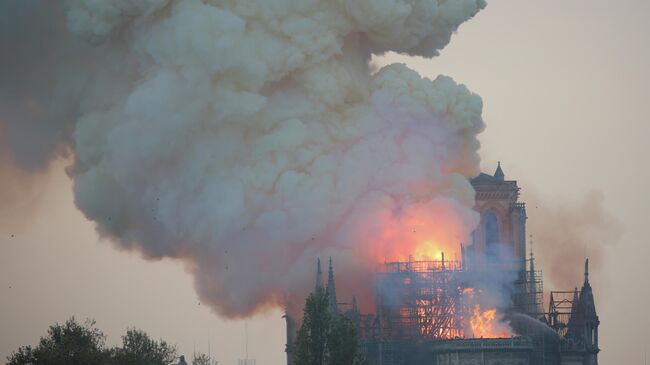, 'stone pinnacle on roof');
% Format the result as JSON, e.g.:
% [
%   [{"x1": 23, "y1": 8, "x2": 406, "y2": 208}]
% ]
[{"x1": 494, "y1": 161, "x2": 505, "y2": 181}]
